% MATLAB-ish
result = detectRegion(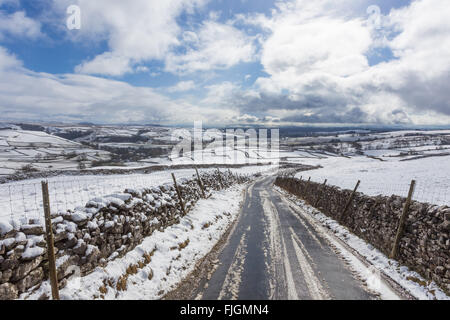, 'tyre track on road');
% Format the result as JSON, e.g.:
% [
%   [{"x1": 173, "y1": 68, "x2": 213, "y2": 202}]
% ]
[{"x1": 170, "y1": 176, "x2": 397, "y2": 300}]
